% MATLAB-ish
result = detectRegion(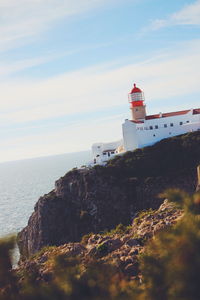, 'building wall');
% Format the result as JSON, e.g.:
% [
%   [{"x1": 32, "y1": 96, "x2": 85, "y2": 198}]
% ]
[
  {"x1": 122, "y1": 120, "x2": 138, "y2": 151},
  {"x1": 123, "y1": 111, "x2": 200, "y2": 151},
  {"x1": 92, "y1": 140, "x2": 123, "y2": 164},
  {"x1": 91, "y1": 110, "x2": 200, "y2": 165}
]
